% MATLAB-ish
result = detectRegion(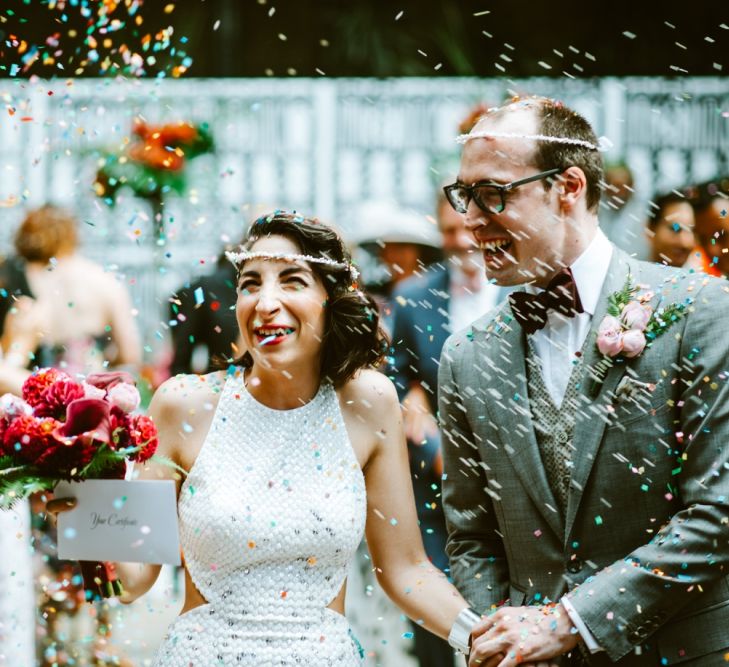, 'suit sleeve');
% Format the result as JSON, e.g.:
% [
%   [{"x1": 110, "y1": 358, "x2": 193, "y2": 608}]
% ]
[
  {"x1": 568, "y1": 279, "x2": 729, "y2": 660},
  {"x1": 438, "y1": 336, "x2": 510, "y2": 612},
  {"x1": 169, "y1": 285, "x2": 197, "y2": 376},
  {"x1": 388, "y1": 292, "x2": 419, "y2": 402}
]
